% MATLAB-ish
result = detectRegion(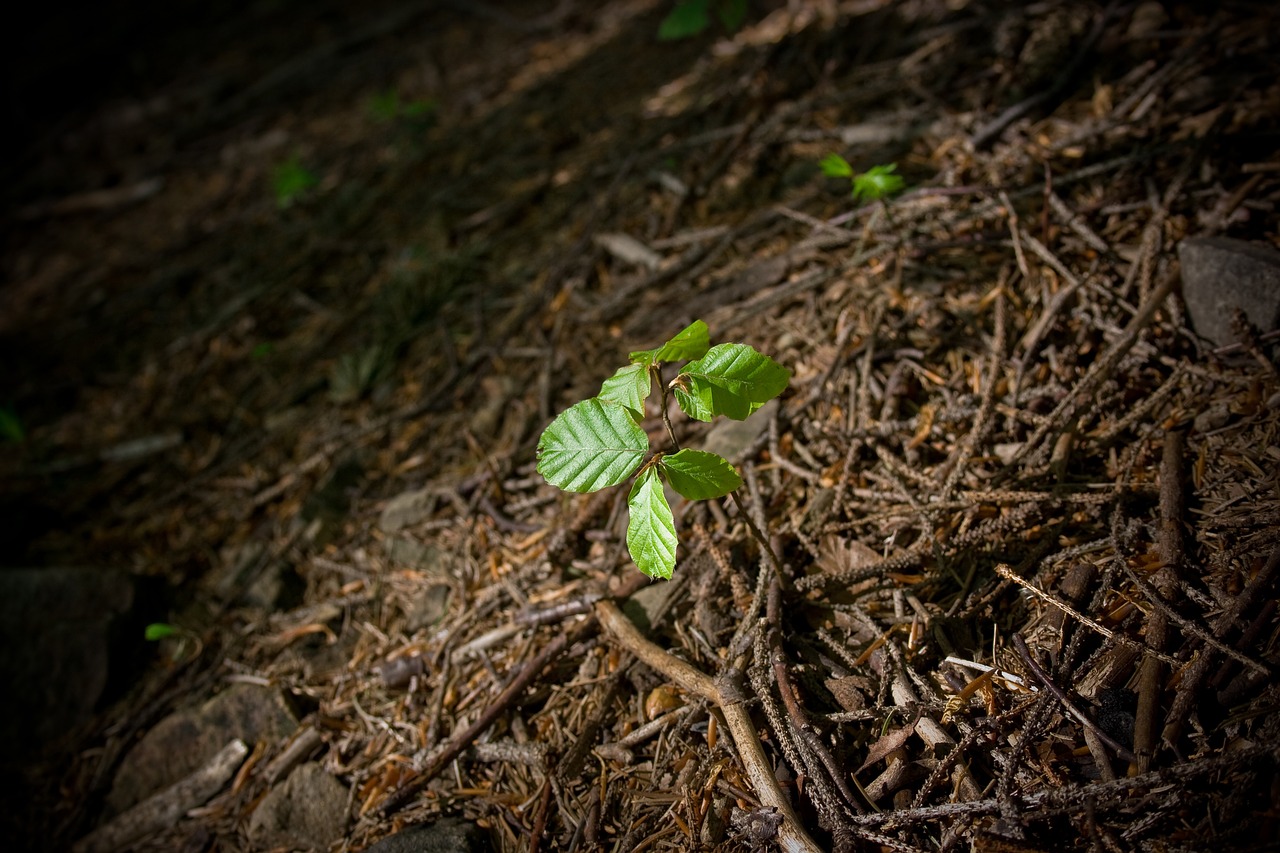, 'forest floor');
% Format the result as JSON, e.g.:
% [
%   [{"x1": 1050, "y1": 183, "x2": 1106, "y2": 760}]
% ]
[{"x1": 3, "y1": 1, "x2": 1280, "y2": 851}]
